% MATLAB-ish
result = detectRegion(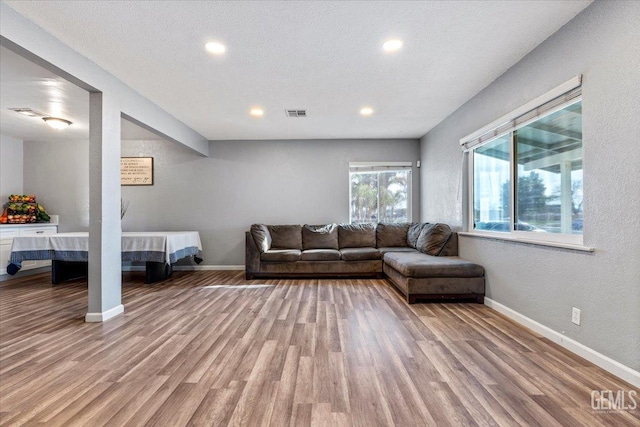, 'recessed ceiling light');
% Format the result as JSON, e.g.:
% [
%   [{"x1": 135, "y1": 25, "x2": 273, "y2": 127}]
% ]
[
  {"x1": 360, "y1": 107, "x2": 374, "y2": 116},
  {"x1": 205, "y1": 41, "x2": 226, "y2": 54},
  {"x1": 382, "y1": 39, "x2": 403, "y2": 52},
  {"x1": 42, "y1": 117, "x2": 72, "y2": 130},
  {"x1": 250, "y1": 108, "x2": 264, "y2": 117}
]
